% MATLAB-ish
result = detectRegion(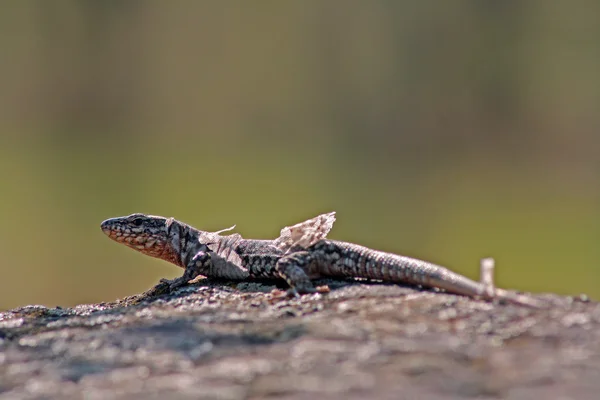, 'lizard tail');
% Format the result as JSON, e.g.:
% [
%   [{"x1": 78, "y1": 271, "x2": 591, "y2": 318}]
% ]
[
  {"x1": 321, "y1": 242, "x2": 547, "y2": 308},
  {"x1": 364, "y1": 253, "x2": 546, "y2": 308}
]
